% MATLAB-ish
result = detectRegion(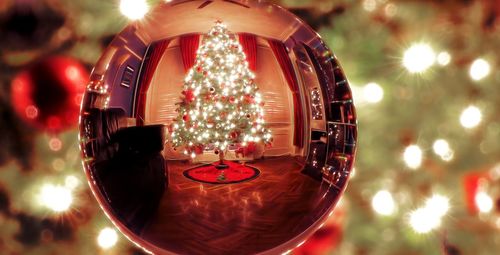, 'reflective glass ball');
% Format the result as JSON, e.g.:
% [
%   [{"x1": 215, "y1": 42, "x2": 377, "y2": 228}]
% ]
[{"x1": 79, "y1": 1, "x2": 357, "y2": 254}]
